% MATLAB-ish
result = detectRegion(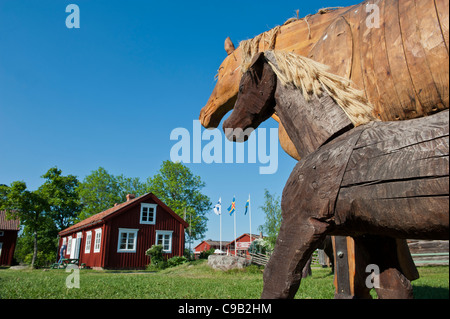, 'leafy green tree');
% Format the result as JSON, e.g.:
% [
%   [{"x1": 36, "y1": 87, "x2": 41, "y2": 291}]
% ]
[
  {"x1": 1, "y1": 167, "x2": 84, "y2": 267},
  {"x1": 77, "y1": 167, "x2": 146, "y2": 220},
  {"x1": 38, "y1": 167, "x2": 82, "y2": 231},
  {"x1": 146, "y1": 161, "x2": 211, "y2": 242},
  {"x1": 0, "y1": 182, "x2": 48, "y2": 268},
  {"x1": 258, "y1": 189, "x2": 282, "y2": 247}
]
